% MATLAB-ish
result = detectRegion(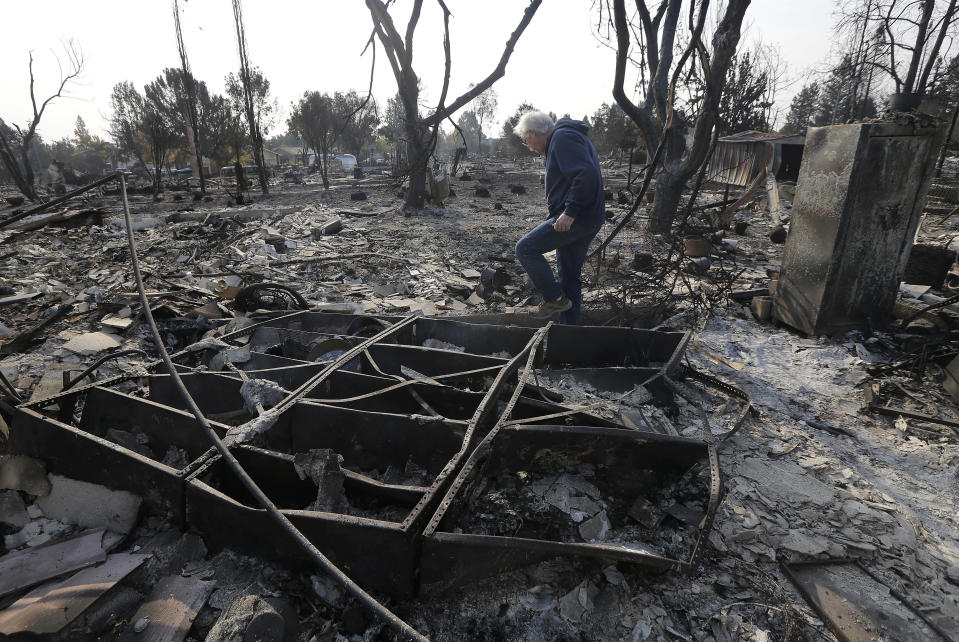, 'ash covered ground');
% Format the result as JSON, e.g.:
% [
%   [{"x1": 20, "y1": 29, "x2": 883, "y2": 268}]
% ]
[{"x1": 1, "y1": 163, "x2": 958, "y2": 641}]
